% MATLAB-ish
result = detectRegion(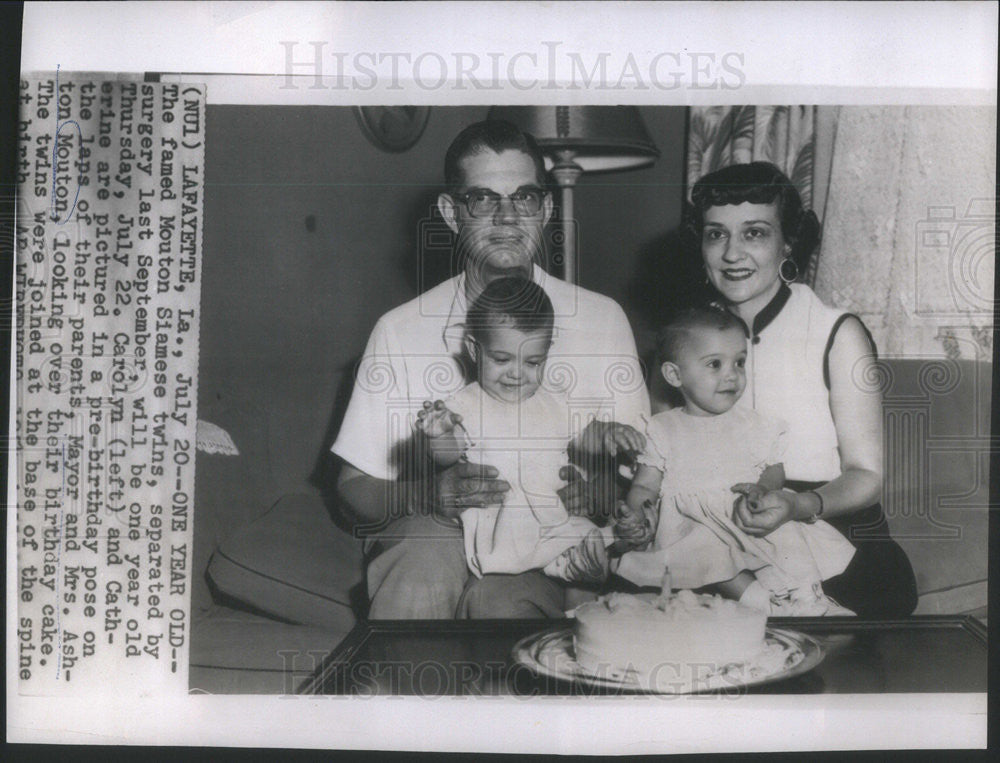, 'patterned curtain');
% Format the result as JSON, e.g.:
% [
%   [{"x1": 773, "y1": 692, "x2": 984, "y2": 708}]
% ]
[
  {"x1": 685, "y1": 105, "x2": 830, "y2": 284},
  {"x1": 813, "y1": 106, "x2": 995, "y2": 360}
]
